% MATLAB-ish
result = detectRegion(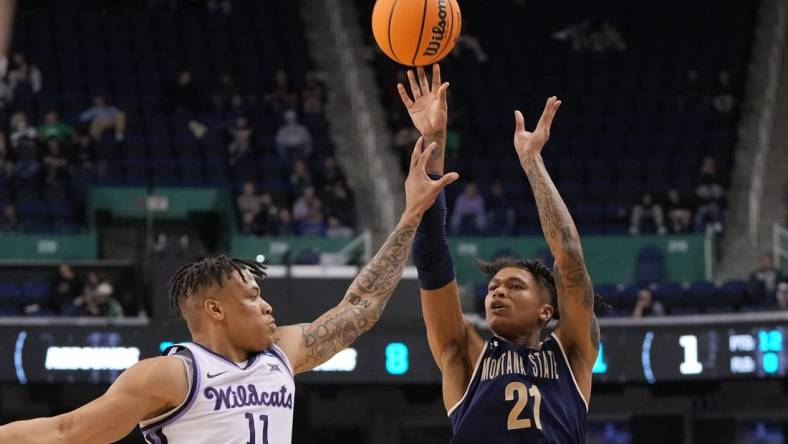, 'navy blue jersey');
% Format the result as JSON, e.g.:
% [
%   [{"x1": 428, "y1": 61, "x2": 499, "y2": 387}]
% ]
[{"x1": 449, "y1": 333, "x2": 588, "y2": 443}]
